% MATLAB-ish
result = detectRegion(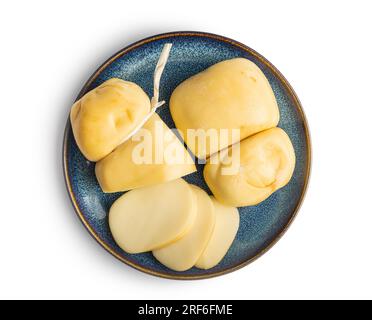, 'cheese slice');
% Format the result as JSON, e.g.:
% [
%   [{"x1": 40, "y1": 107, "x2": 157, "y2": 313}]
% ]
[
  {"x1": 196, "y1": 197, "x2": 239, "y2": 269},
  {"x1": 153, "y1": 185, "x2": 216, "y2": 271},
  {"x1": 109, "y1": 179, "x2": 197, "y2": 254}
]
